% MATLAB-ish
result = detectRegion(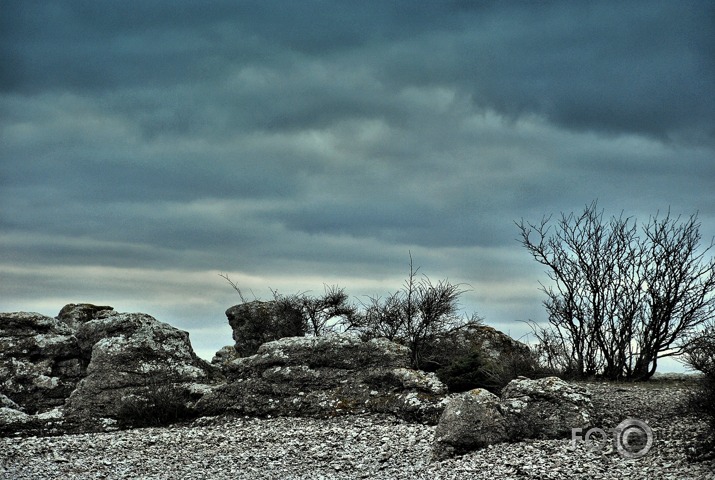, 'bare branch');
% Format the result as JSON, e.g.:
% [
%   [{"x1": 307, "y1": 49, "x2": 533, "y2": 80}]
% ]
[{"x1": 218, "y1": 273, "x2": 247, "y2": 303}]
